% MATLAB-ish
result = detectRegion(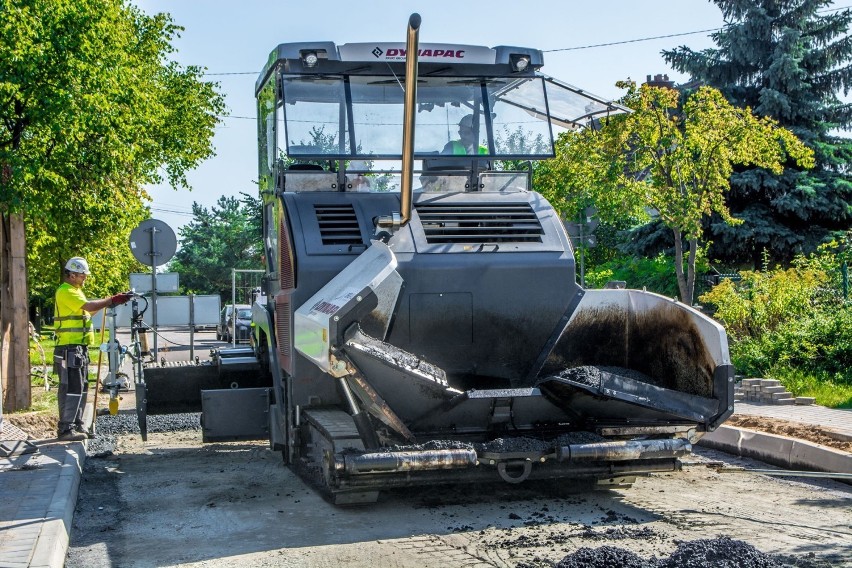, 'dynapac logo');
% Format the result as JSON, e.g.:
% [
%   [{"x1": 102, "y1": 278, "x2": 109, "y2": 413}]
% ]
[{"x1": 372, "y1": 47, "x2": 466, "y2": 59}]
